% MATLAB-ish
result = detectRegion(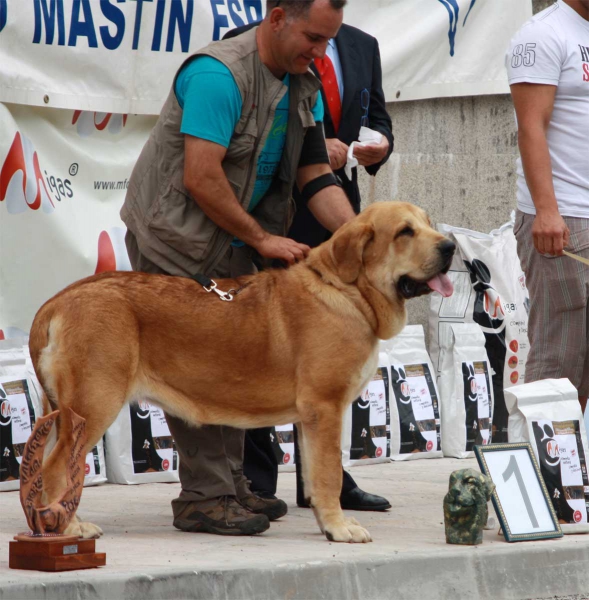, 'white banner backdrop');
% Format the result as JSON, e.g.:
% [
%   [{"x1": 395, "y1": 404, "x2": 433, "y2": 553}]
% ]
[
  {"x1": 0, "y1": 103, "x2": 155, "y2": 336},
  {"x1": 0, "y1": 0, "x2": 533, "y2": 335},
  {"x1": 0, "y1": 0, "x2": 532, "y2": 114}
]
